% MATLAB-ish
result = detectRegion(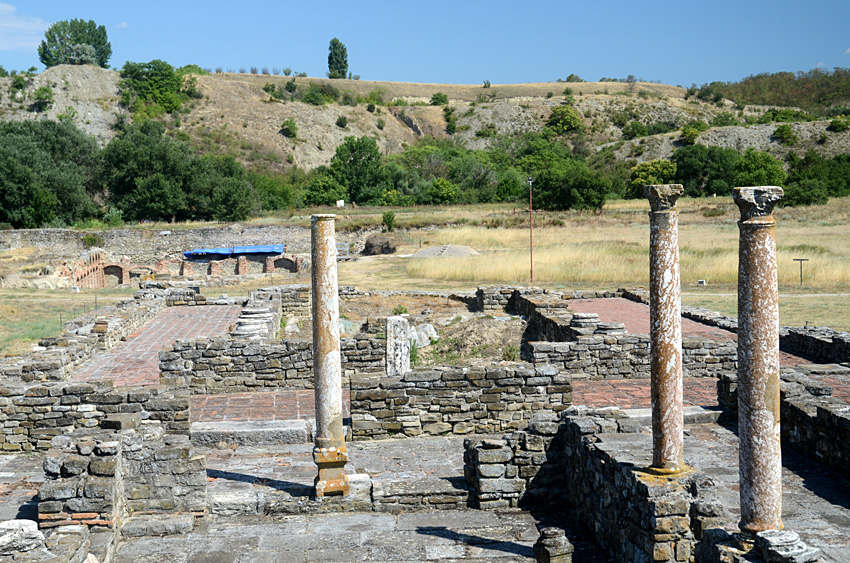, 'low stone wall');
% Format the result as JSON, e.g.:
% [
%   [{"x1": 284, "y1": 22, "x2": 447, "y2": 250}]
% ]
[
  {"x1": 159, "y1": 333, "x2": 386, "y2": 393},
  {"x1": 464, "y1": 411, "x2": 726, "y2": 563},
  {"x1": 528, "y1": 335, "x2": 736, "y2": 379},
  {"x1": 0, "y1": 380, "x2": 189, "y2": 451},
  {"x1": 350, "y1": 364, "x2": 569, "y2": 439},
  {"x1": 719, "y1": 369, "x2": 850, "y2": 481},
  {"x1": 780, "y1": 326, "x2": 850, "y2": 365},
  {"x1": 38, "y1": 424, "x2": 205, "y2": 533}
]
